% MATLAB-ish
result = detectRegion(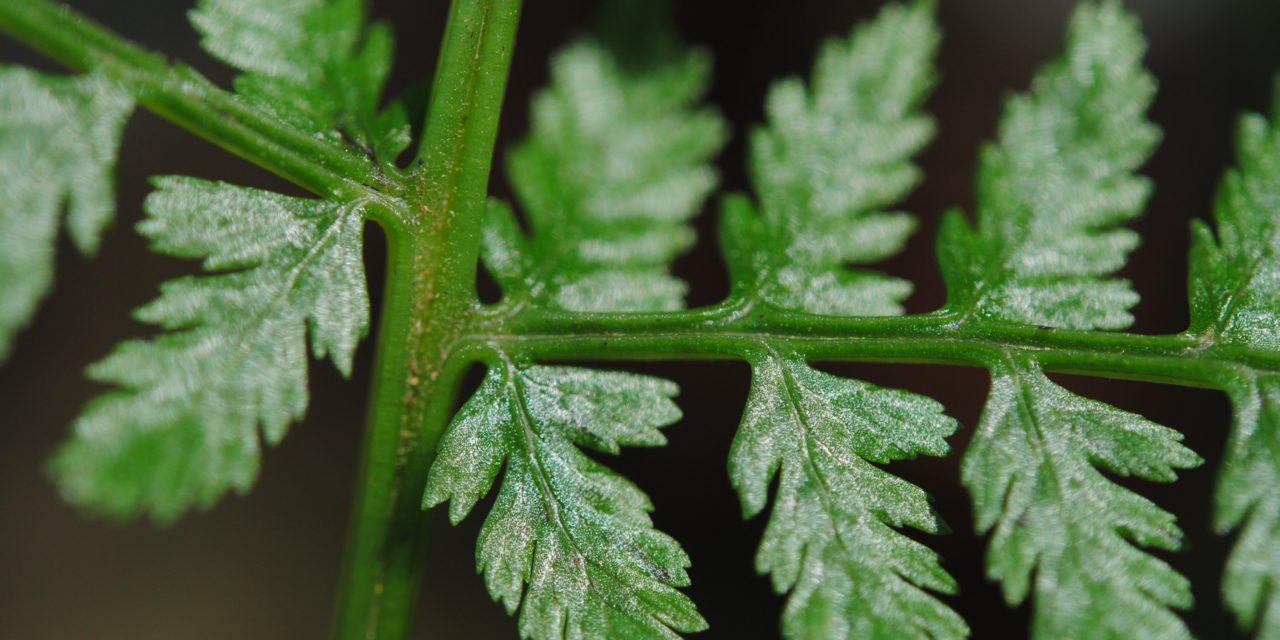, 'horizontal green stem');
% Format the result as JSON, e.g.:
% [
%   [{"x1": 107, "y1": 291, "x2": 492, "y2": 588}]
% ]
[
  {"x1": 467, "y1": 302, "x2": 1269, "y2": 390},
  {"x1": 0, "y1": 0, "x2": 405, "y2": 215}
]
